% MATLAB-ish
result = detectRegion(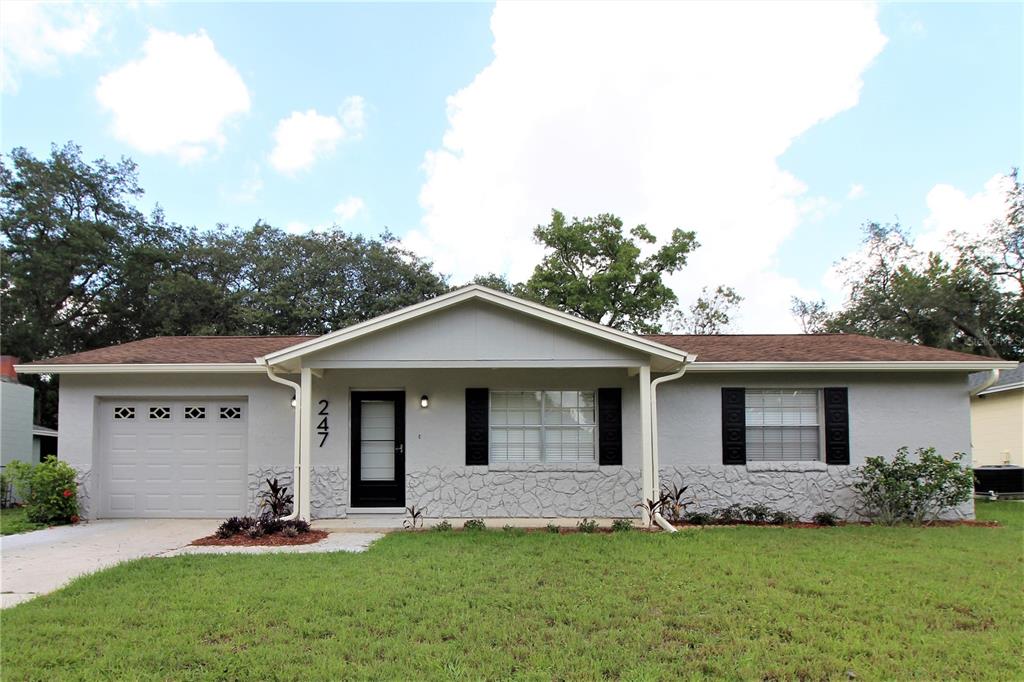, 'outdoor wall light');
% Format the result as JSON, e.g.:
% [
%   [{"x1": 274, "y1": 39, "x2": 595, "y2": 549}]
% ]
[{"x1": 420, "y1": 394, "x2": 430, "y2": 408}]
